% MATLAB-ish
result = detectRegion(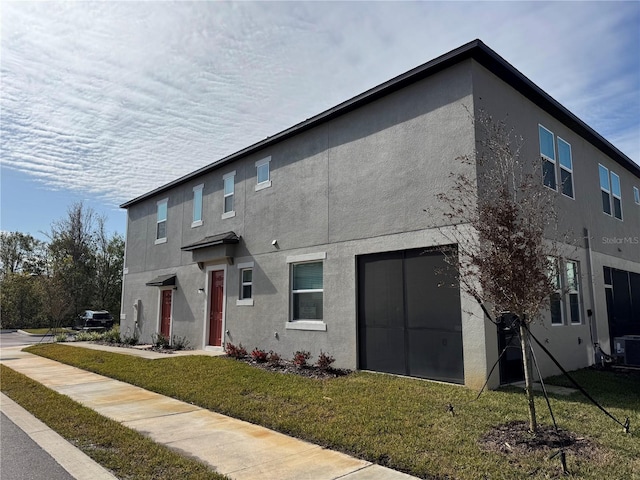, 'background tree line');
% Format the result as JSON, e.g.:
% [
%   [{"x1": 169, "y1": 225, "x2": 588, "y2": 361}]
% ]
[{"x1": 0, "y1": 202, "x2": 124, "y2": 329}]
